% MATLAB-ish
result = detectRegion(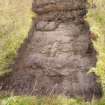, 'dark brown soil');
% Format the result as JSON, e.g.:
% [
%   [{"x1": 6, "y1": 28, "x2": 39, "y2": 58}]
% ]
[{"x1": 0, "y1": 0, "x2": 103, "y2": 101}]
